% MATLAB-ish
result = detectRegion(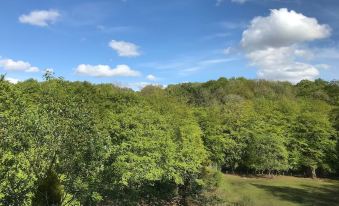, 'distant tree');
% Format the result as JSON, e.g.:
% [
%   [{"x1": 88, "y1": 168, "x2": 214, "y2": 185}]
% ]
[
  {"x1": 42, "y1": 69, "x2": 55, "y2": 81},
  {"x1": 0, "y1": 74, "x2": 5, "y2": 81},
  {"x1": 296, "y1": 79, "x2": 330, "y2": 101}
]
